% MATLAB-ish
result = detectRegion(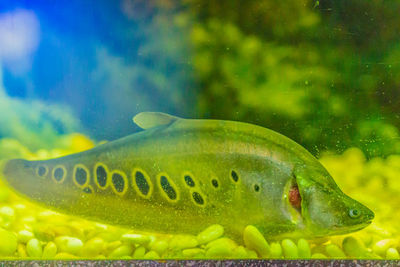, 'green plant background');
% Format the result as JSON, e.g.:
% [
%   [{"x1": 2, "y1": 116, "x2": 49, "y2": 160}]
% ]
[{"x1": 3, "y1": 0, "x2": 400, "y2": 159}]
